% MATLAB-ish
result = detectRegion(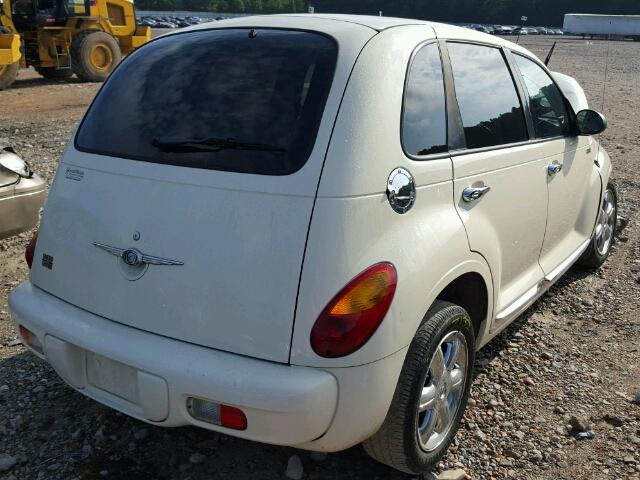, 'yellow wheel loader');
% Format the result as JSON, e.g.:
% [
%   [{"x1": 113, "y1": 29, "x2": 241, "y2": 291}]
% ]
[{"x1": 0, "y1": 0, "x2": 150, "y2": 90}]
